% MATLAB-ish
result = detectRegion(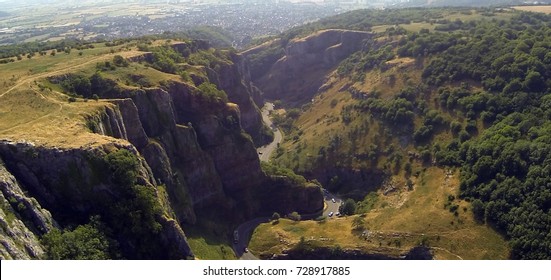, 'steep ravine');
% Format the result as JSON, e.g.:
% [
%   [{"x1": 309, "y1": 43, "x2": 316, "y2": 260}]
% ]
[
  {"x1": 0, "y1": 47, "x2": 323, "y2": 259},
  {"x1": 90, "y1": 79, "x2": 323, "y2": 222},
  {"x1": 243, "y1": 29, "x2": 373, "y2": 106}
]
